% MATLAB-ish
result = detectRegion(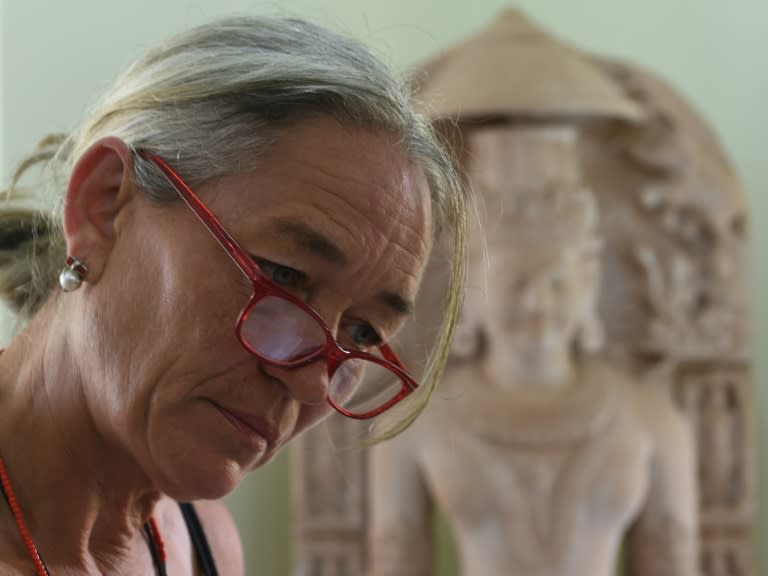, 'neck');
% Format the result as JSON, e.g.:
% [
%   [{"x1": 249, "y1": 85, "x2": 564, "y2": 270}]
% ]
[
  {"x1": 484, "y1": 338, "x2": 574, "y2": 391},
  {"x1": 0, "y1": 303, "x2": 161, "y2": 573}
]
